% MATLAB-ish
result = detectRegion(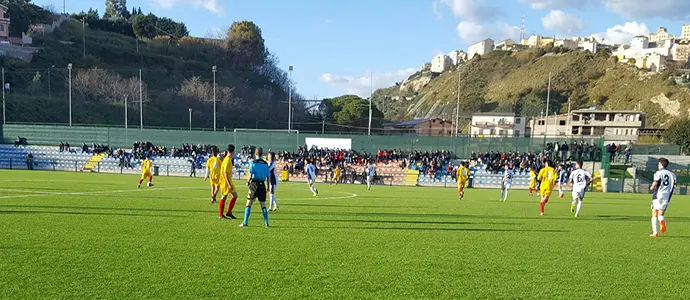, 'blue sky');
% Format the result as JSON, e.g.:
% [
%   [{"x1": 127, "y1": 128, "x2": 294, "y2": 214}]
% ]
[{"x1": 32, "y1": 0, "x2": 690, "y2": 98}]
